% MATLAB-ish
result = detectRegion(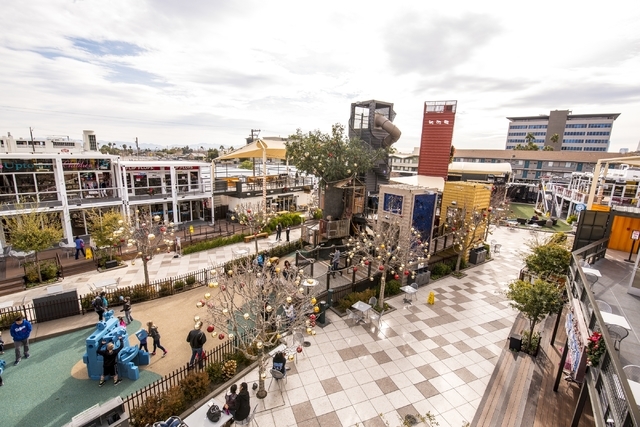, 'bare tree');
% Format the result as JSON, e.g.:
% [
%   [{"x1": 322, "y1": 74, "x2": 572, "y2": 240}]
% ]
[
  {"x1": 345, "y1": 216, "x2": 429, "y2": 308},
  {"x1": 123, "y1": 210, "x2": 176, "y2": 285},
  {"x1": 232, "y1": 202, "x2": 275, "y2": 254},
  {"x1": 202, "y1": 257, "x2": 317, "y2": 399},
  {"x1": 445, "y1": 204, "x2": 488, "y2": 273}
]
